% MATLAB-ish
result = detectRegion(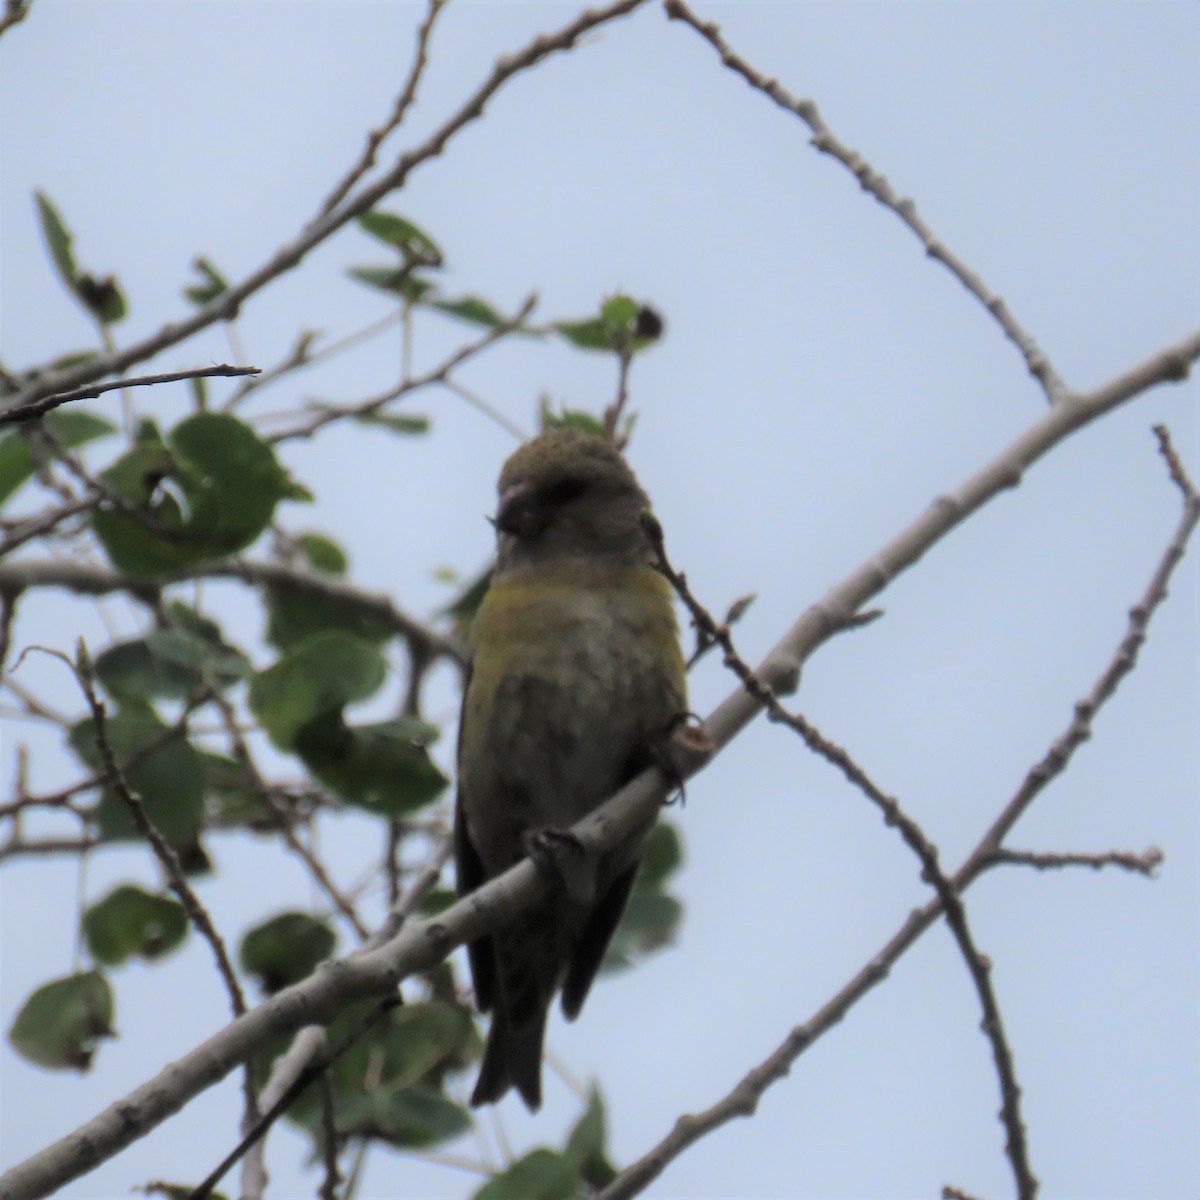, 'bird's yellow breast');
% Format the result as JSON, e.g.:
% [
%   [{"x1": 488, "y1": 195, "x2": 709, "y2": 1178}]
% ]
[
  {"x1": 469, "y1": 560, "x2": 683, "y2": 684},
  {"x1": 461, "y1": 562, "x2": 686, "y2": 785}
]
